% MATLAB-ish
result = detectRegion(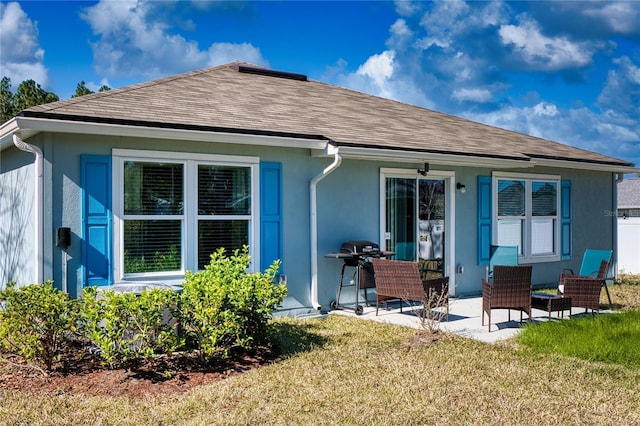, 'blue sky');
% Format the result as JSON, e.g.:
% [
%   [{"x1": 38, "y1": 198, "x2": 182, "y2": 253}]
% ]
[{"x1": 1, "y1": 1, "x2": 639, "y2": 168}]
